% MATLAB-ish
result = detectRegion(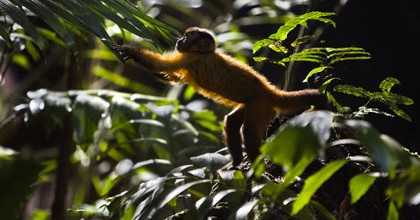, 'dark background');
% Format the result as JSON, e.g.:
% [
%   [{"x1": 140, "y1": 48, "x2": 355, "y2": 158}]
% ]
[{"x1": 320, "y1": 0, "x2": 420, "y2": 151}]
